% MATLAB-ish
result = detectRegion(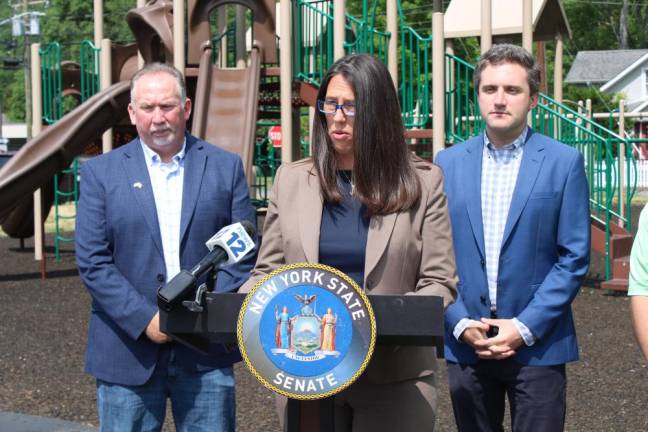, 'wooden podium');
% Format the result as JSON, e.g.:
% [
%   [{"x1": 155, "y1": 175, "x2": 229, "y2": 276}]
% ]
[{"x1": 160, "y1": 293, "x2": 444, "y2": 432}]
